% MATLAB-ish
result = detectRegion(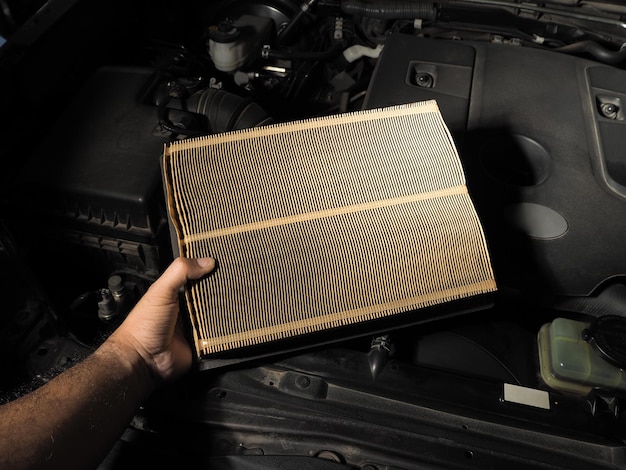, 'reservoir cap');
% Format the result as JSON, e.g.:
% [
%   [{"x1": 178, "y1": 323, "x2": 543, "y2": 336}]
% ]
[{"x1": 583, "y1": 315, "x2": 626, "y2": 369}]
